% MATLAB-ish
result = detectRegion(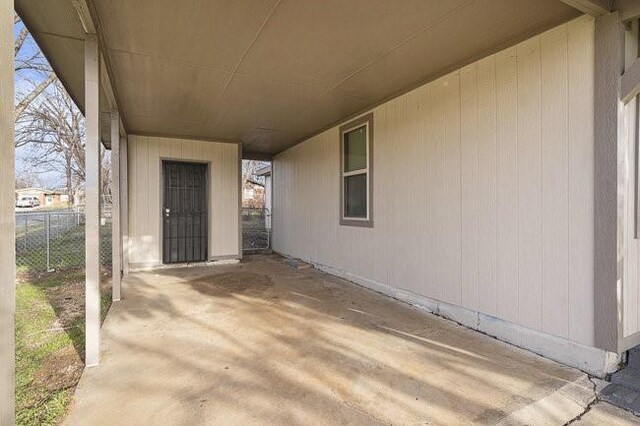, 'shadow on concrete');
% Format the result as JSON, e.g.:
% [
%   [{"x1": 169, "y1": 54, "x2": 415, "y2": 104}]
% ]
[{"x1": 64, "y1": 254, "x2": 597, "y2": 425}]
